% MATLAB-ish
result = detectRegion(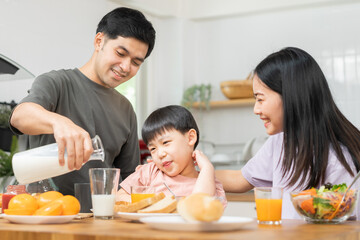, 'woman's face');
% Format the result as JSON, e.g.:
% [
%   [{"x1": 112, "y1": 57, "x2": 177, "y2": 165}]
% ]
[{"x1": 253, "y1": 74, "x2": 284, "y2": 135}]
